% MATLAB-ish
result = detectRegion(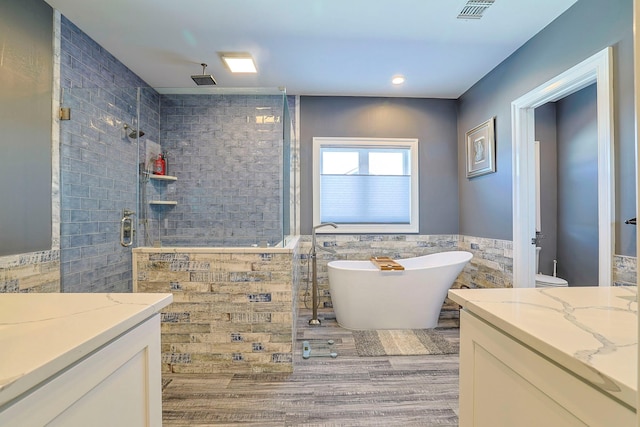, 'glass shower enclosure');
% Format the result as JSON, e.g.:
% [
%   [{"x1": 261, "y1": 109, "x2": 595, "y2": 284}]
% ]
[
  {"x1": 58, "y1": 85, "x2": 296, "y2": 293},
  {"x1": 136, "y1": 86, "x2": 297, "y2": 248}
]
